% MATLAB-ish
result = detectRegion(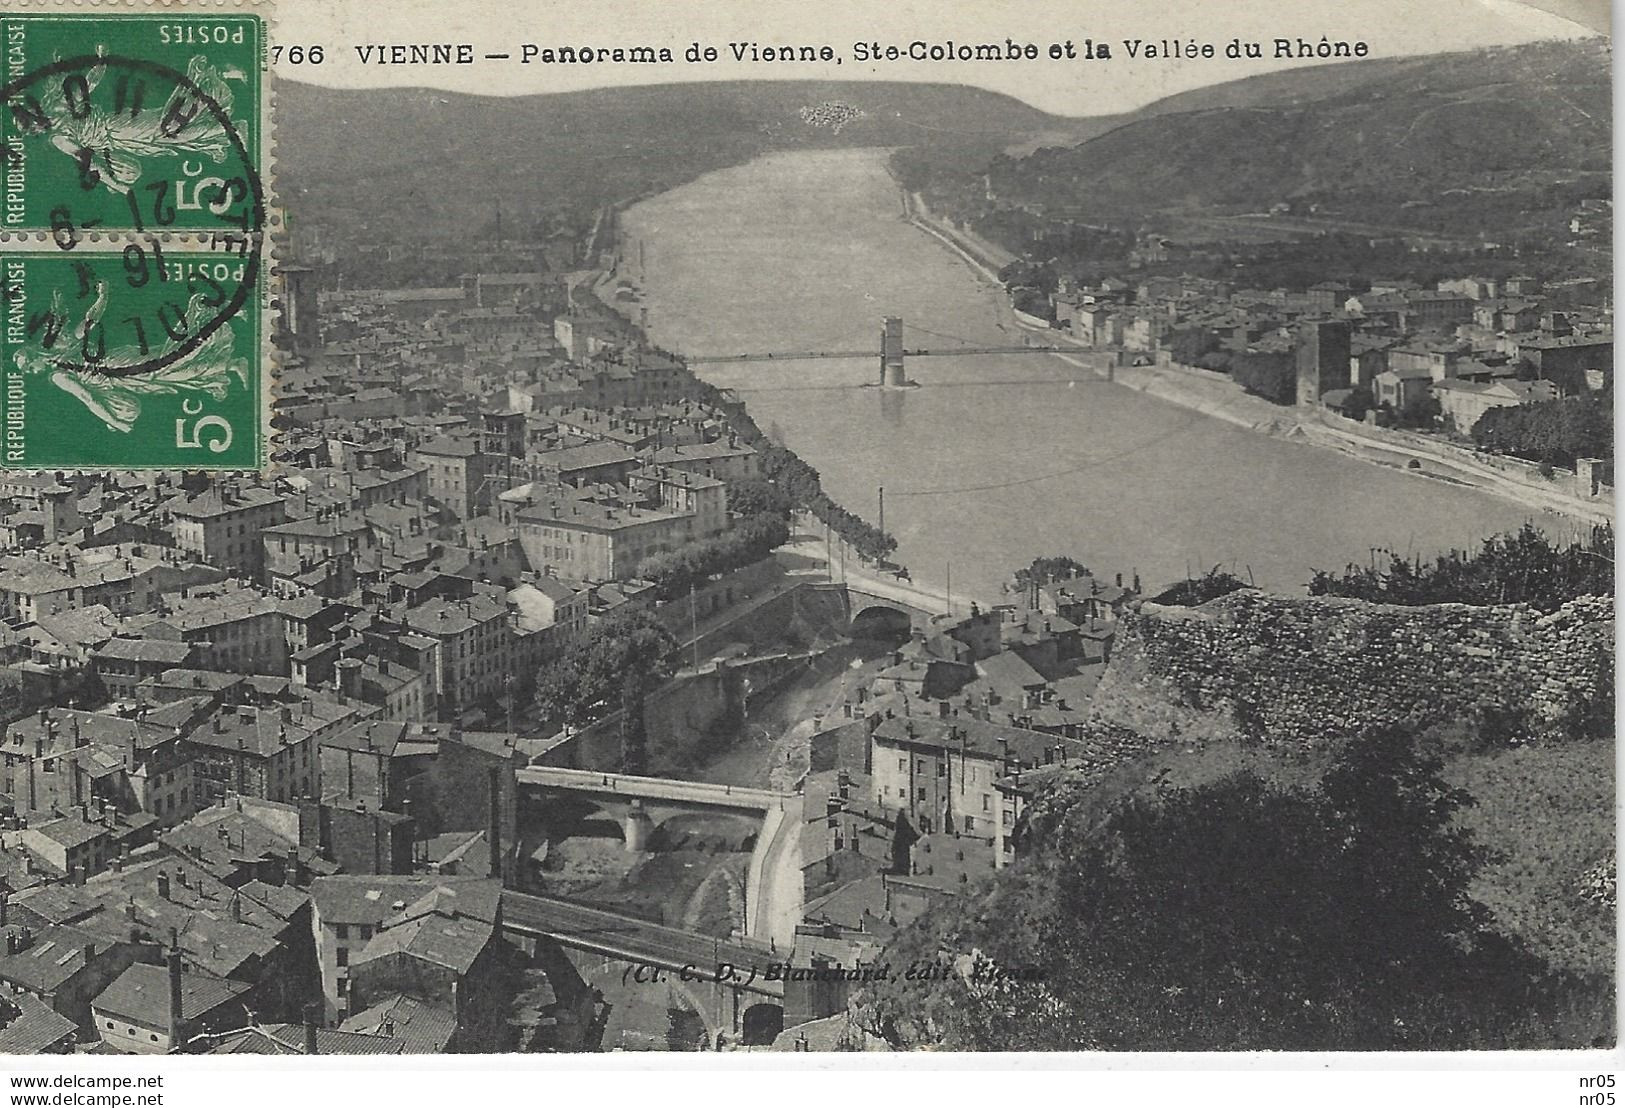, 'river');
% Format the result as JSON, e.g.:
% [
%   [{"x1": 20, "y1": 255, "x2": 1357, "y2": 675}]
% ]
[{"x1": 622, "y1": 148, "x2": 1546, "y2": 600}]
